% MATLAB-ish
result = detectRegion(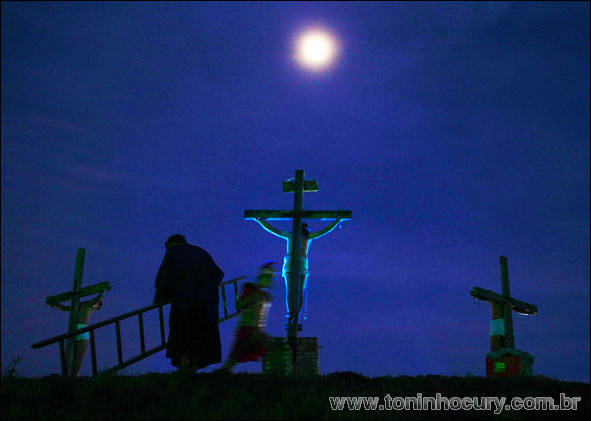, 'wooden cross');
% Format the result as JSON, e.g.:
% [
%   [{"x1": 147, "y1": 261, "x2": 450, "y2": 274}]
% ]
[
  {"x1": 244, "y1": 169, "x2": 351, "y2": 345},
  {"x1": 45, "y1": 248, "x2": 111, "y2": 377},
  {"x1": 470, "y1": 256, "x2": 537, "y2": 350}
]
